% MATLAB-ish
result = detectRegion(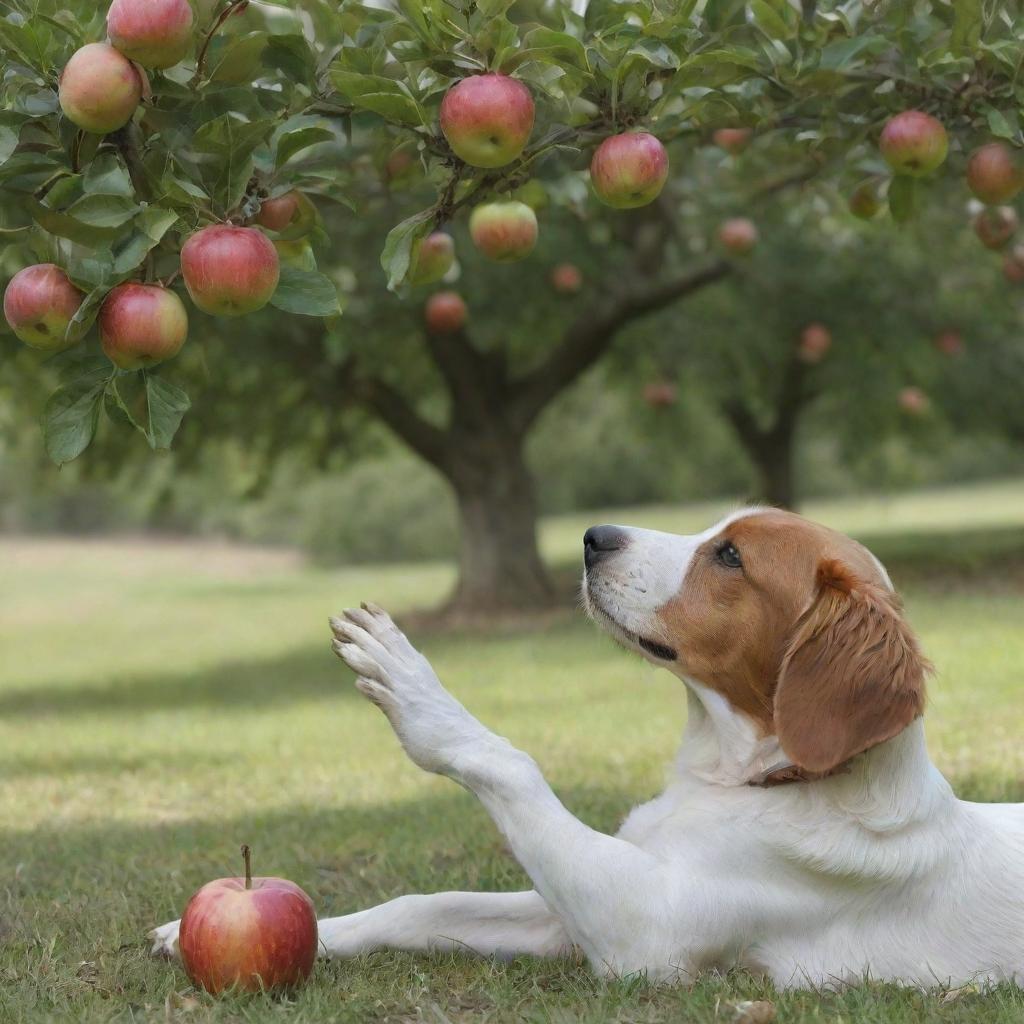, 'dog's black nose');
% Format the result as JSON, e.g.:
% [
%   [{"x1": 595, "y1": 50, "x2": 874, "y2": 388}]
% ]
[{"x1": 584, "y1": 525, "x2": 628, "y2": 569}]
